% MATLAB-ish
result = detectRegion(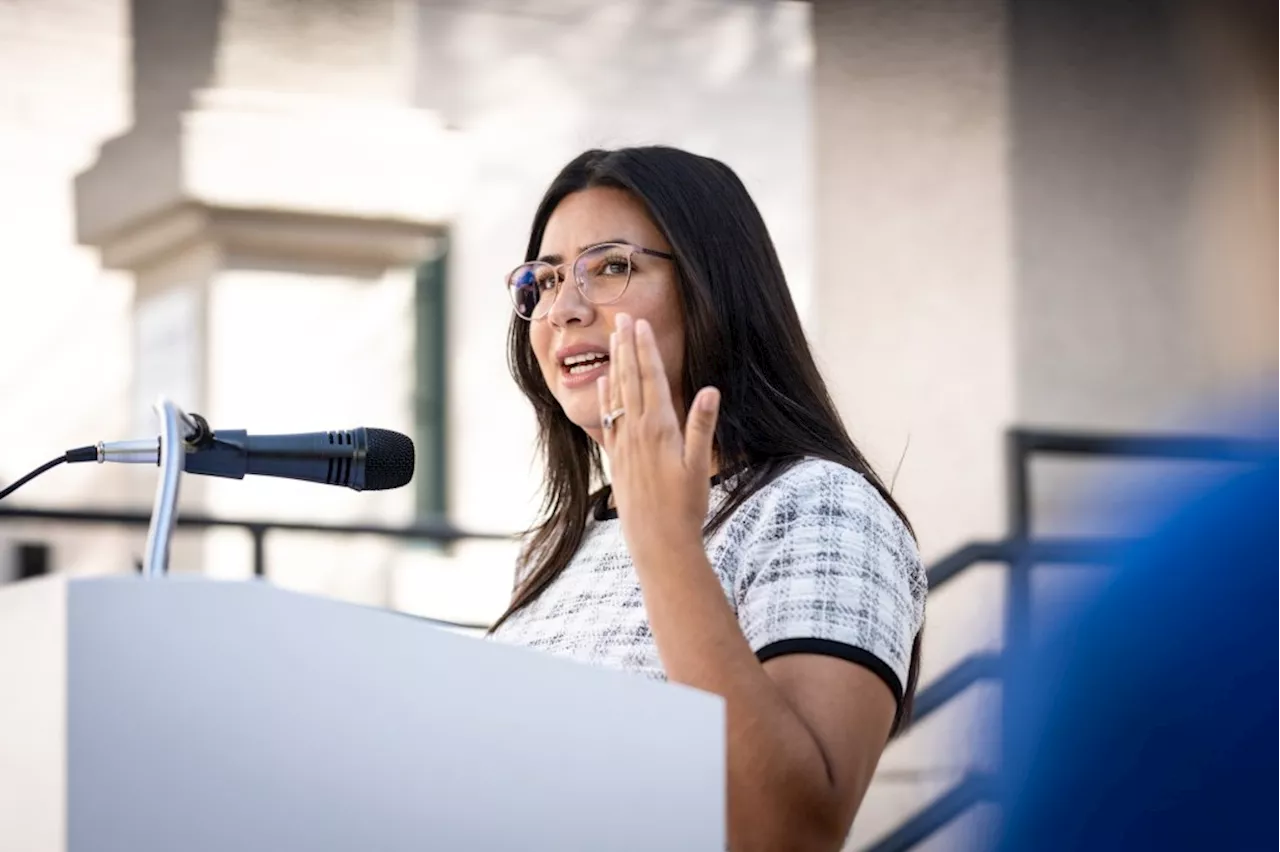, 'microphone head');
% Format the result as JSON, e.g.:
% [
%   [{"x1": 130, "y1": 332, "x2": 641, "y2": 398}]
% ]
[{"x1": 363, "y1": 429, "x2": 416, "y2": 491}]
